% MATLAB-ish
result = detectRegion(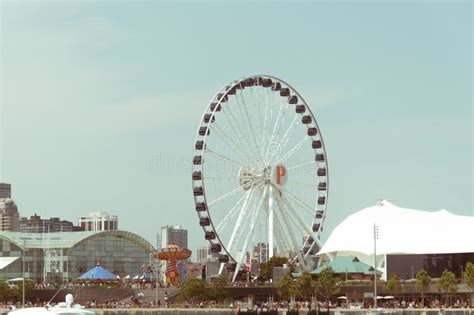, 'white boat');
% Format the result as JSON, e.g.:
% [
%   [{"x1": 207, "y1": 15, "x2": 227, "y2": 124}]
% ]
[{"x1": 8, "y1": 294, "x2": 95, "y2": 315}]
